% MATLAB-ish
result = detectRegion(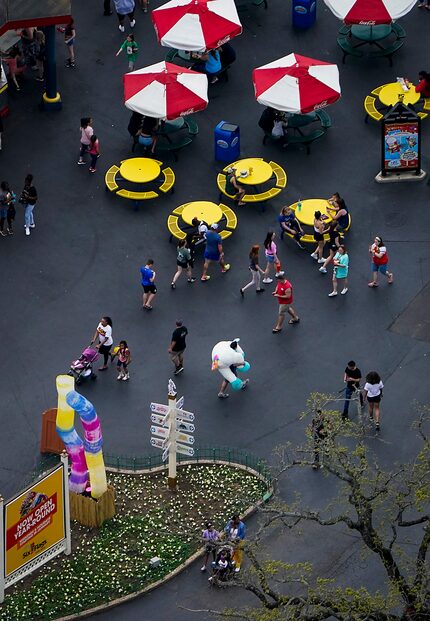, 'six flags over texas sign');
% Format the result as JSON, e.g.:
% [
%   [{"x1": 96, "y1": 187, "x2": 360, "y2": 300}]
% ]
[{"x1": 4, "y1": 466, "x2": 66, "y2": 577}]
